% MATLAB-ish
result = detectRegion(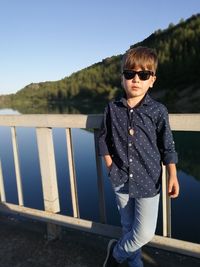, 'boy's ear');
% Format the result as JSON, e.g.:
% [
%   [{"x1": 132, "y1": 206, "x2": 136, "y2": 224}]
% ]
[{"x1": 149, "y1": 75, "x2": 156, "y2": 88}]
